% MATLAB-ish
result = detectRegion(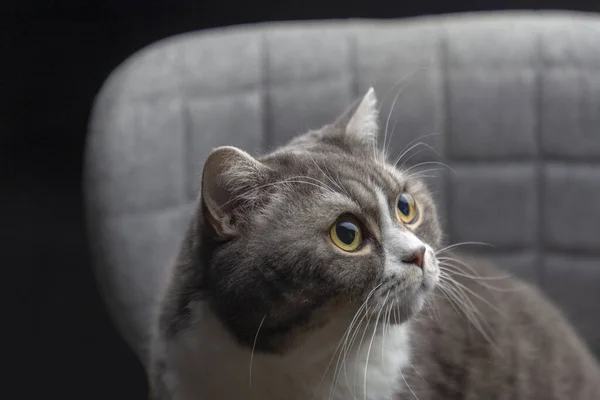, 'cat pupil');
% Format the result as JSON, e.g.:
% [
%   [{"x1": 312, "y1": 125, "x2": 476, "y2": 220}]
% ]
[
  {"x1": 336, "y1": 222, "x2": 357, "y2": 244},
  {"x1": 398, "y1": 196, "x2": 410, "y2": 216}
]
